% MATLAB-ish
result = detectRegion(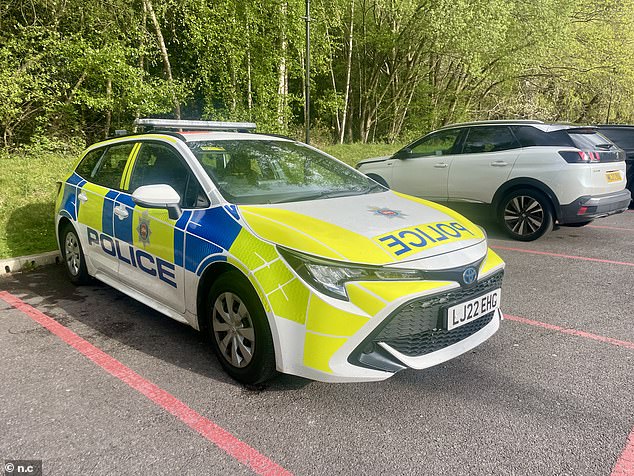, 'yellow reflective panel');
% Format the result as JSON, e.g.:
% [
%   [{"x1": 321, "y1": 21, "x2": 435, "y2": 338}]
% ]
[
  {"x1": 479, "y1": 249, "x2": 505, "y2": 275},
  {"x1": 306, "y1": 295, "x2": 369, "y2": 336},
  {"x1": 267, "y1": 279, "x2": 310, "y2": 324},
  {"x1": 253, "y1": 259, "x2": 294, "y2": 294},
  {"x1": 229, "y1": 229, "x2": 280, "y2": 271},
  {"x1": 346, "y1": 283, "x2": 387, "y2": 316},
  {"x1": 303, "y1": 332, "x2": 347, "y2": 373},
  {"x1": 77, "y1": 182, "x2": 108, "y2": 232},
  {"x1": 121, "y1": 143, "x2": 141, "y2": 190},
  {"x1": 358, "y1": 280, "x2": 453, "y2": 302},
  {"x1": 132, "y1": 207, "x2": 175, "y2": 263},
  {"x1": 240, "y1": 207, "x2": 392, "y2": 263}
]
